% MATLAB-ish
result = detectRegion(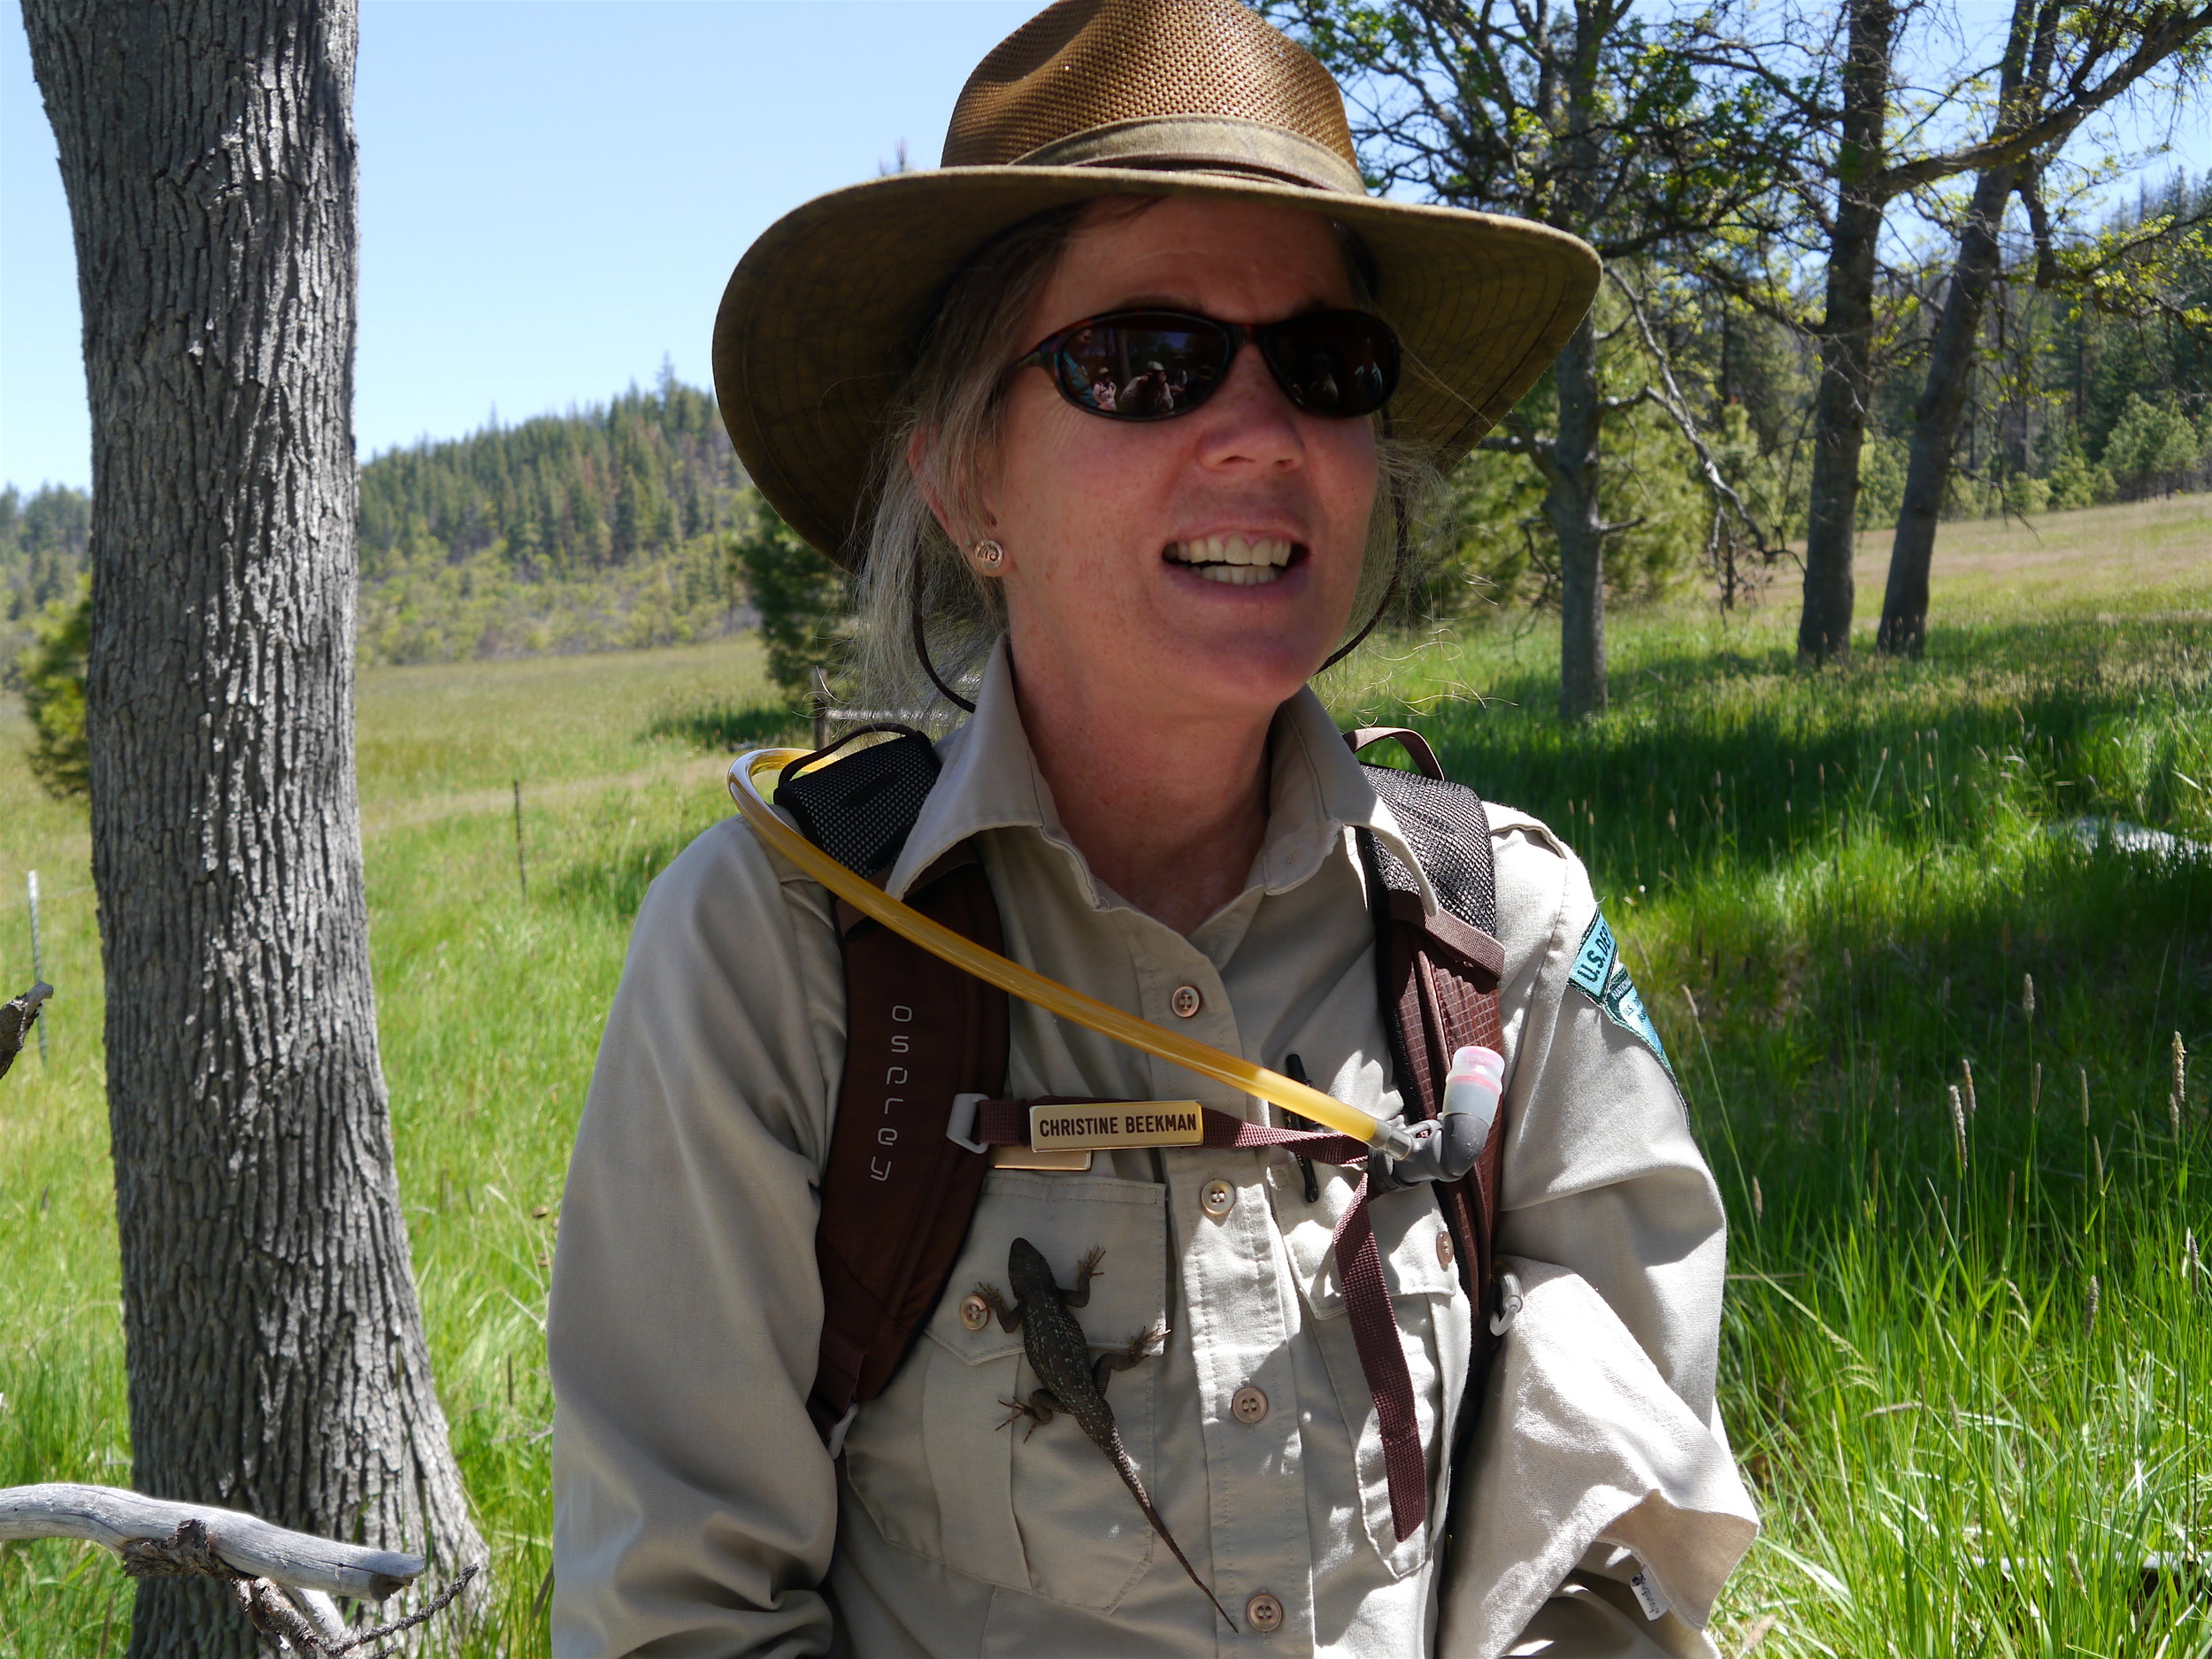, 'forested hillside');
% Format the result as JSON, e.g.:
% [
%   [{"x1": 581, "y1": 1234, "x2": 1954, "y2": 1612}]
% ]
[
  {"x1": 355, "y1": 373, "x2": 751, "y2": 660},
  {"x1": 0, "y1": 484, "x2": 91, "y2": 665},
  {"x1": 1851, "y1": 170, "x2": 2212, "y2": 521},
  {"x1": 3, "y1": 376, "x2": 756, "y2": 669}
]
